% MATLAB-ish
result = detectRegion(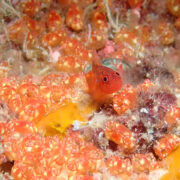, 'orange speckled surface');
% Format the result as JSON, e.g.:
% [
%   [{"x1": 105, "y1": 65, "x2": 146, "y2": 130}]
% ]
[{"x1": 0, "y1": 0, "x2": 180, "y2": 179}]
